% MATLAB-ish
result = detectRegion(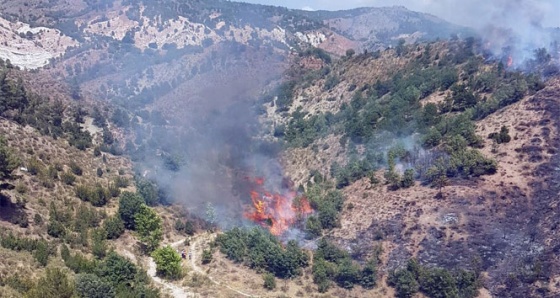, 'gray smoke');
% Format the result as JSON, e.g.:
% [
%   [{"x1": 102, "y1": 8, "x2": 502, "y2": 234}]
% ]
[
  {"x1": 133, "y1": 83, "x2": 286, "y2": 229},
  {"x1": 412, "y1": 0, "x2": 559, "y2": 64}
]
